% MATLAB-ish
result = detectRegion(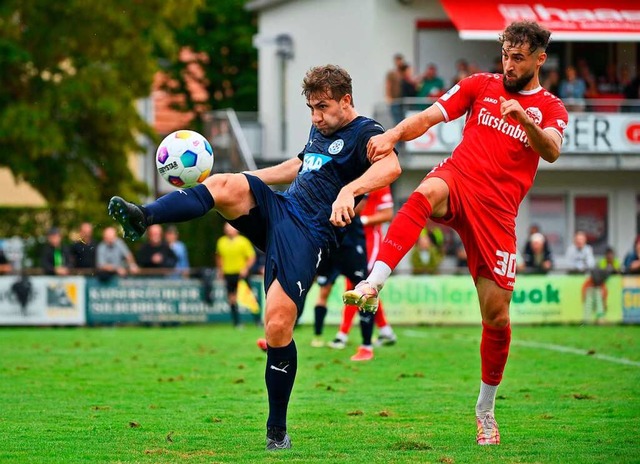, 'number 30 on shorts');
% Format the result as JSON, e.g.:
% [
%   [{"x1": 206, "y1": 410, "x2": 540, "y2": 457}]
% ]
[{"x1": 493, "y1": 250, "x2": 517, "y2": 278}]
